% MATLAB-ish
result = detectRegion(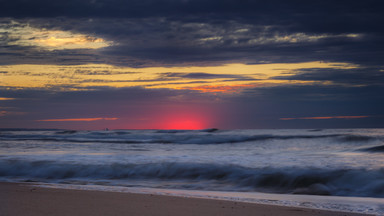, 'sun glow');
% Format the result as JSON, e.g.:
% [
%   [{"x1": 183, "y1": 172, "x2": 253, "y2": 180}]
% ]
[
  {"x1": 158, "y1": 111, "x2": 209, "y2": 130},
  {"x1": 163, "y1": 119, "x2": 205, "y2": 130}
]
